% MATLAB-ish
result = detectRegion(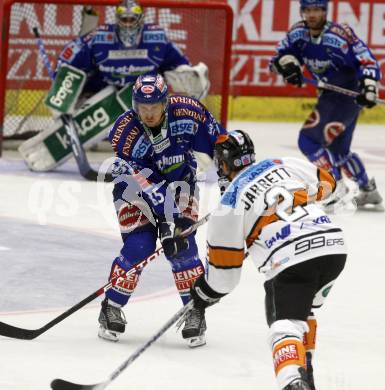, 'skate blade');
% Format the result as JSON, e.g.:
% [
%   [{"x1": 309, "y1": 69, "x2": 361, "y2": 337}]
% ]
[
  {"x1": 186, "y1": 335, "x2": 206, "y2": 348},
  {"x1": 98, "y1": 326, "x2": 120, "y2": 342},
  {"x1": 357, "y1": 203, "x2": 385, "y2": 212}
]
